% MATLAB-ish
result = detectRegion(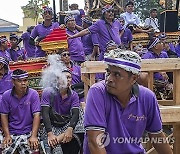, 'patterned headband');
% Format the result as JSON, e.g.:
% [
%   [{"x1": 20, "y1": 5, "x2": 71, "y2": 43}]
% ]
[
  {"x1": 104, "y1": 49, "x2": 141, "y2": 74},
  {"x1": 12, "y1": 72, "x2": 28, "y2": 79},
  {"x1": 148, "y1": 38, "x2": 160, "y2": 49},
  {"x1": 102, "y1": 5, "x2": 113, "y2": 14}
]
